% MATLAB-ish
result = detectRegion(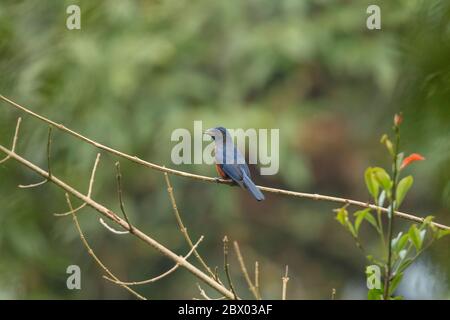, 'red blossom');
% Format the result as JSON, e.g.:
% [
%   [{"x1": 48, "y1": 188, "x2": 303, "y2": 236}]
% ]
[{"x1": 401, "y1": 153, "x2": 425, "y2": 169}]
